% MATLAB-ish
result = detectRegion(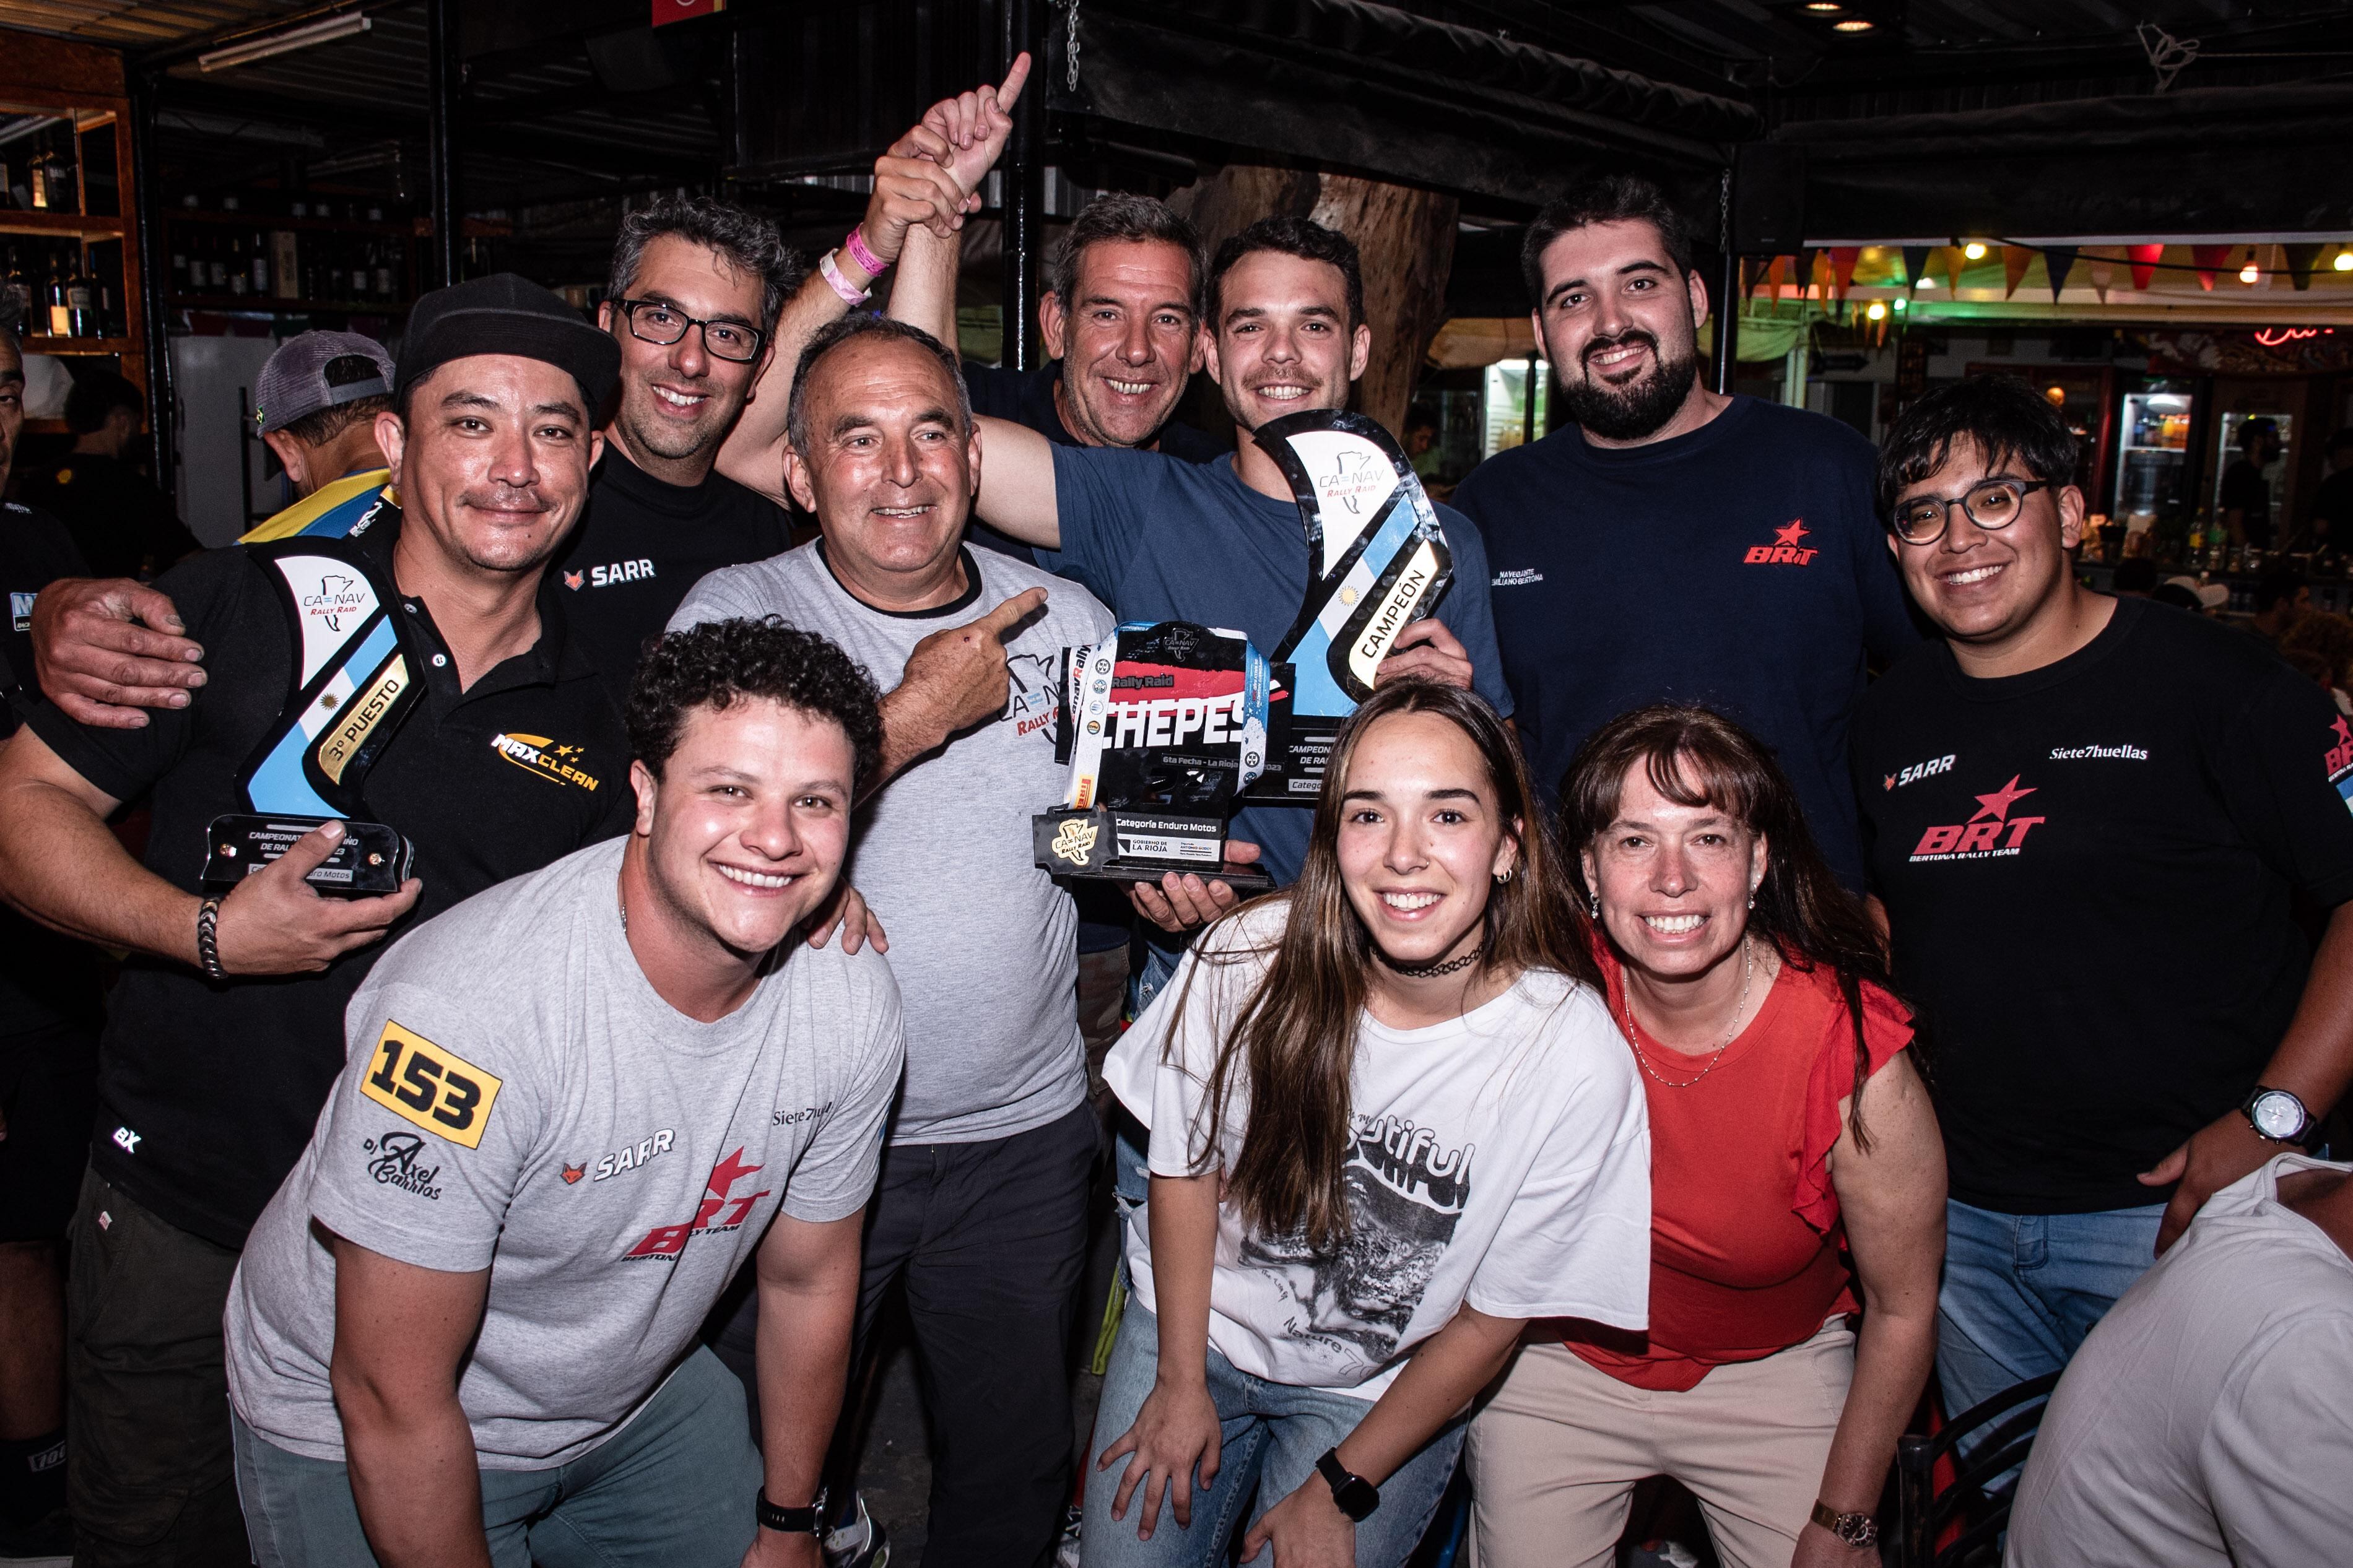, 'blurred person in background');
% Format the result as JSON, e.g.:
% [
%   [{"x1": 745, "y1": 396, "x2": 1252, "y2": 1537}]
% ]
[
  {"x1": 1473, "y1": 706, "x2": 1942, "y2": 1568},
  {"x1": 2248, "y1": 563, "x2": 2308, "y2": 644},
  {"x1": 240, "y1": 330, "x2": 396, "y2": 540},
  {"x1": 19, "y1": 370, "x2": 196, "y2": 581},
  {"x1": 2279, "y1": 611, "x2": 2353, "y2": 716},
  {"x1": 2219, "y1": 418, "x2": 2279, "y2": 550},
  {"x1": 2301, "y1": 427, "x2": 2353, "y2": 550}
]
